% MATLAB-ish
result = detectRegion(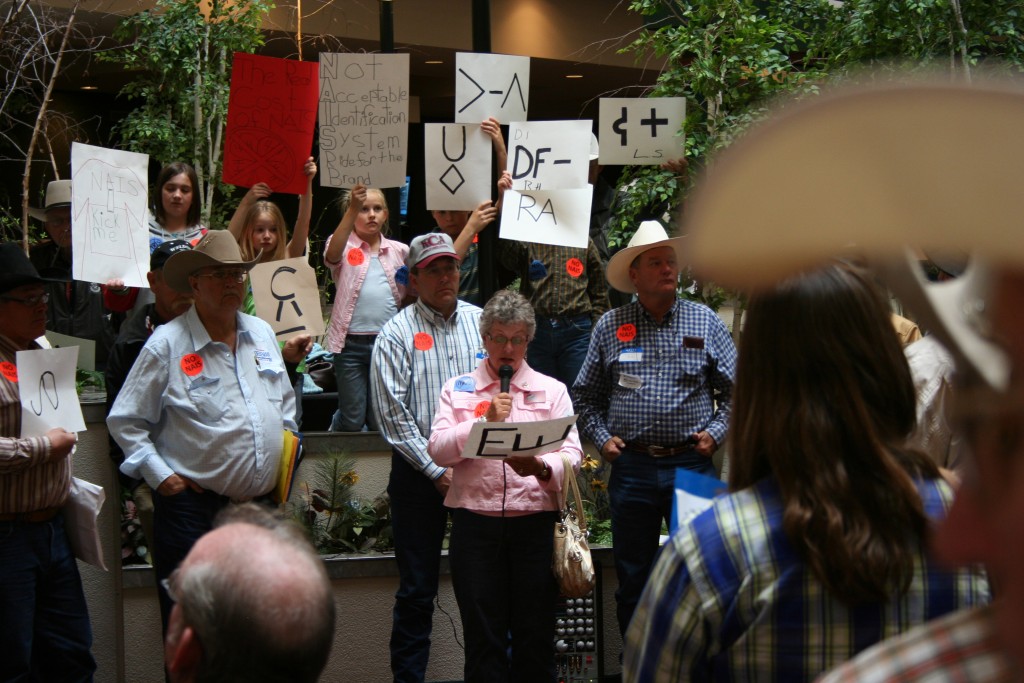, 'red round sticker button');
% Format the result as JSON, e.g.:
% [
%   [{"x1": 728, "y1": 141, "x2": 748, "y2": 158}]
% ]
[
  {"x1": 0, "y1": 361, "x2": 17, "y2": 383},
  {"x1": 565, "y1": 258, "x2": 584, "y2": 278},
  {"x1": 474, "y1": 400, "x2": 490, "y2": 418},
  {"x1": 413, "y1": 332, "x2": 434, "y2": 351},
  {"x1": 181, "y1": 353, "x2": 204, "y2": 376},
  {"x1": 347, "y1": 248, "x2": 365, "y2": 266},
  {"x1": 616, "y1": 324, "x2": 637, "y2": 343}
]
